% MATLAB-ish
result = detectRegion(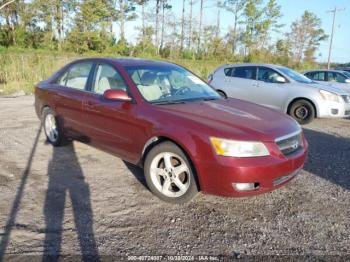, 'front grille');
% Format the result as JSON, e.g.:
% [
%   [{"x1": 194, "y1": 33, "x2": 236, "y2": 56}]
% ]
[
  {"x1": 341, "y1": 95, "x2": 350, "y2": 103},
  {"x1": 276, "y1": 131, "x2": 303, "y2": 156}
]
